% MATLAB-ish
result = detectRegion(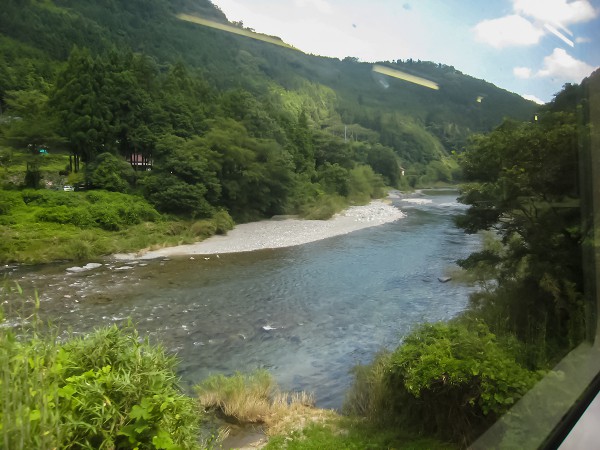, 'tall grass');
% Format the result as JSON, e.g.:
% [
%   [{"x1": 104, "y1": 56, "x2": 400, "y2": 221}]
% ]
[
  {"x1": 0, "y1": 284, "x2": 203, "y2": 449},
  {"x1": 195, "y1": 370, "x2": 321, "y2": 436},
  {"x1": 195, "y1": 370, "x2": 276, "y2": 423},
  {"x1": 0, "y1": 284, "x2": 62, "y2": 449}
]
